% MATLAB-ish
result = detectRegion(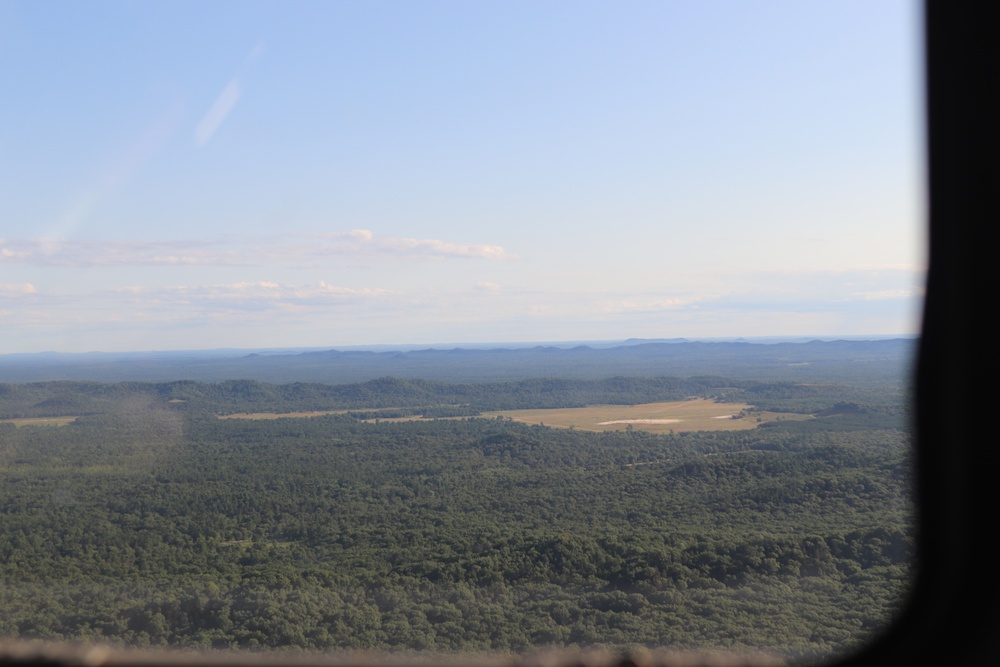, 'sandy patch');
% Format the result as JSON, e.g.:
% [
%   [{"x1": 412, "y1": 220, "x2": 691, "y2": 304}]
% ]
[{"x1": 598, "y1": 419, "x2": 681, "y2": 425}]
